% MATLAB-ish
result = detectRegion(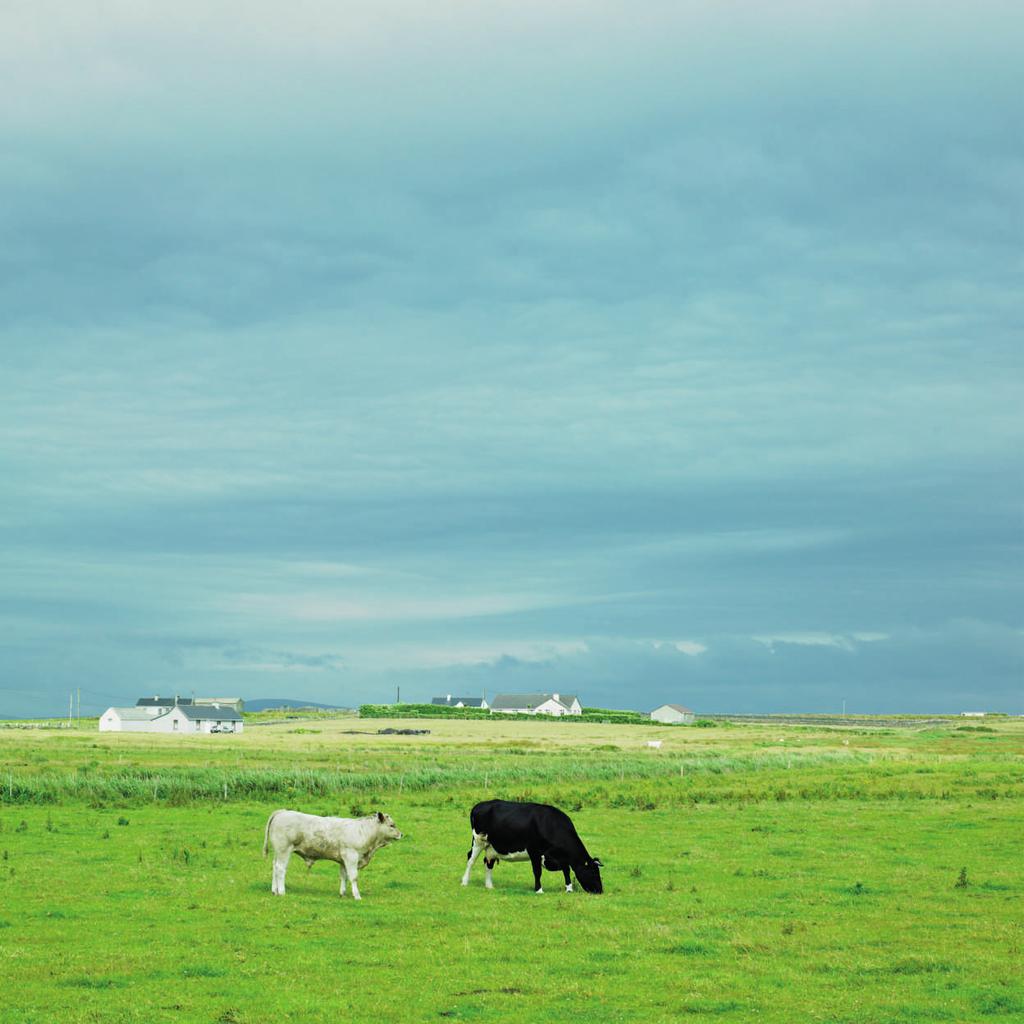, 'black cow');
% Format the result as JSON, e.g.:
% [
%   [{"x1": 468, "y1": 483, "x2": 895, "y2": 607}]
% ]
[{"x1": 460, "y1": 799, "x2": 603, "y2": 894}]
